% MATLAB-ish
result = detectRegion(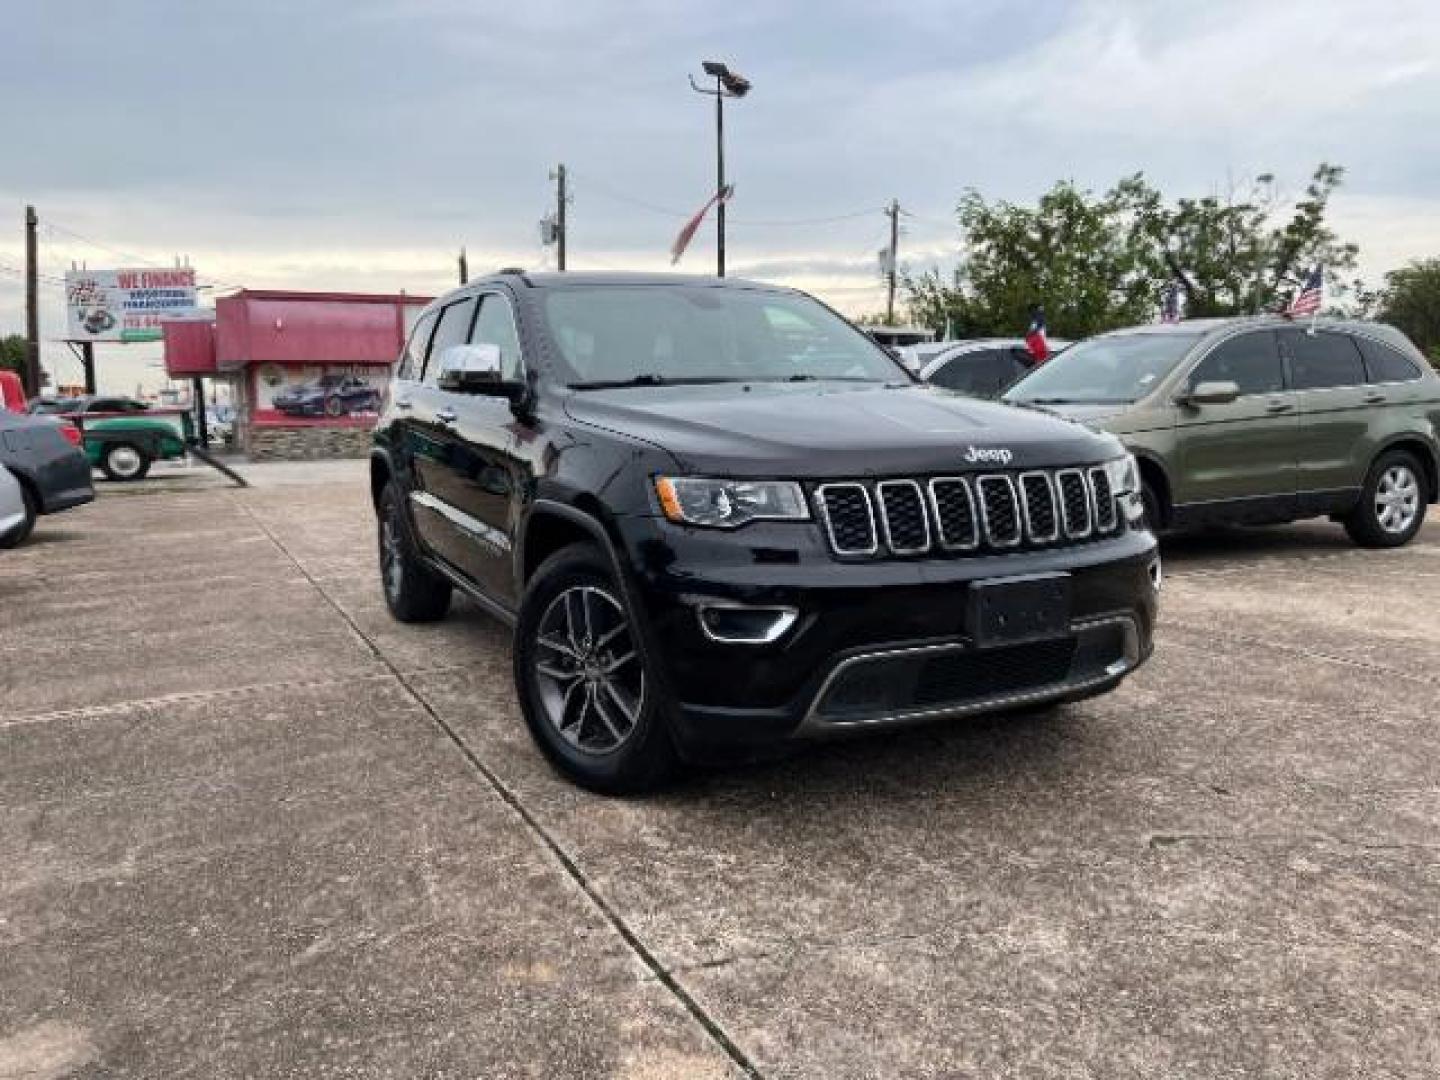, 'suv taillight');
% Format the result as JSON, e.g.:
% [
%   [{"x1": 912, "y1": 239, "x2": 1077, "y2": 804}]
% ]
[{"x1": 58, "y1": 422, "x2": 83, "y2": 447}]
